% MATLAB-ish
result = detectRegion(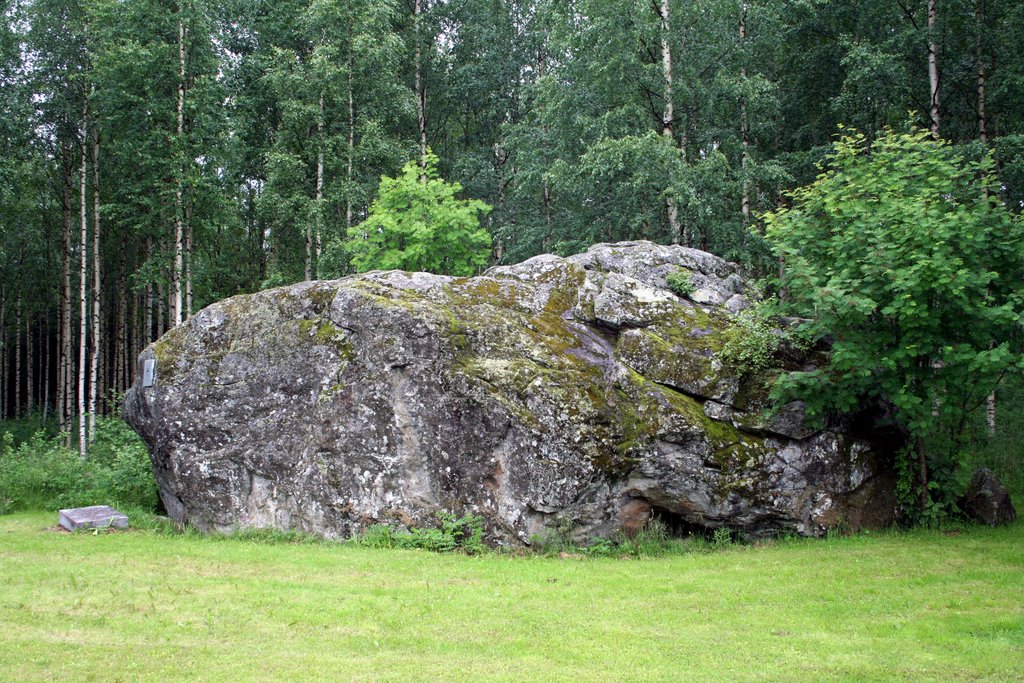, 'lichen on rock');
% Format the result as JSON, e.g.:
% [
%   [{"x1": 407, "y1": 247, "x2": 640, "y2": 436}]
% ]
[{"x1": 124, "y1": 241, "x2": 895, "y2": 545}]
